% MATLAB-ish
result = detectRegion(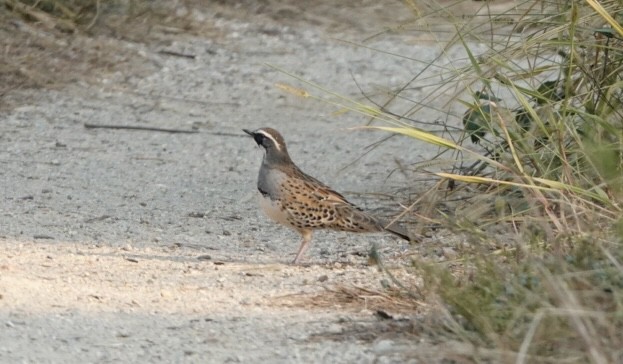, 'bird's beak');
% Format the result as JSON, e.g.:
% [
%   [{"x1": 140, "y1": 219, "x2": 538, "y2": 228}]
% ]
[{"x1": 243, "y1": 129, "x2": 262, "y2": 148}]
